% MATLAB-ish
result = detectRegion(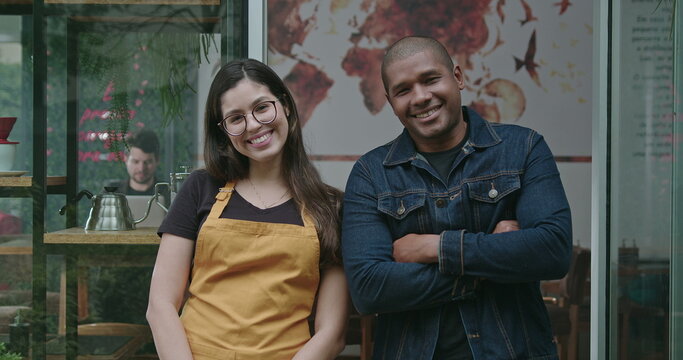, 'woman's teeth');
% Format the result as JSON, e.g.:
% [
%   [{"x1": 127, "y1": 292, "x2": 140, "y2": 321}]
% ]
[{"x1": 249, "y1": 132, "x2": 271, "y2": 144}]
